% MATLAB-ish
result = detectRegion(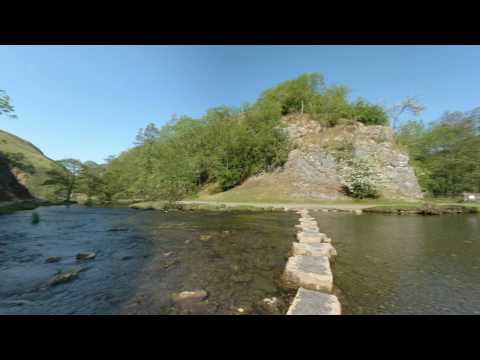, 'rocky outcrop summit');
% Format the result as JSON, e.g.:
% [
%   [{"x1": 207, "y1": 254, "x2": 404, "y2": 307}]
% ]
[{"x1": 215, "y1": 114, "x2": 423, "y2": 201}]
